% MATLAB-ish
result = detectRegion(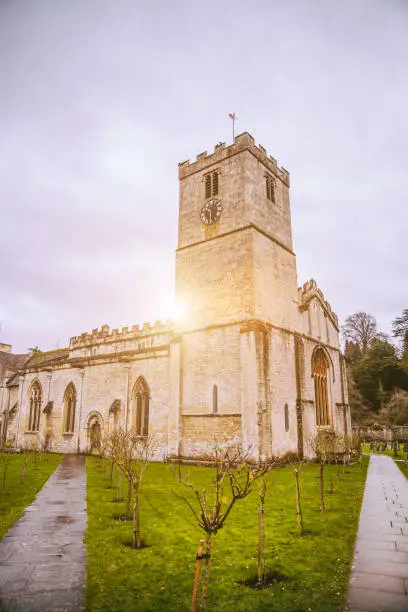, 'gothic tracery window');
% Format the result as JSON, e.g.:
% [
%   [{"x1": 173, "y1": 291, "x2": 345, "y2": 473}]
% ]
[
  {"x1": 63, "y1": 383, "x2": 76, "y2": 433},
  {"x1": 27, "y1": 380, "x2": 42, "y2": 432},
  {"x1": 133, "y1": 377, "x2": 150, "y2": 436},
  {"x1": 312, "y1": 348, "x2": 330, "y2": 427}
]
